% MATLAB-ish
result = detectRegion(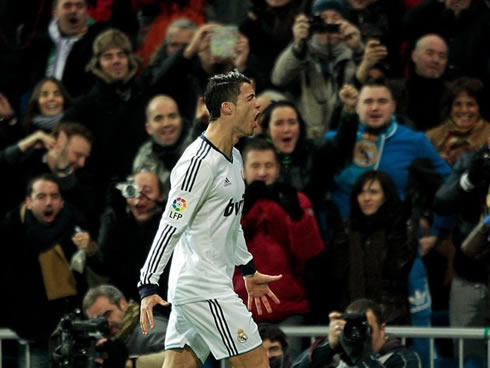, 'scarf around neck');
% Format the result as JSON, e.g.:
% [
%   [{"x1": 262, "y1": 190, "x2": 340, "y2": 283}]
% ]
[{"x1": 32, "y1": 112, "x2": 64, "y2": 132}]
